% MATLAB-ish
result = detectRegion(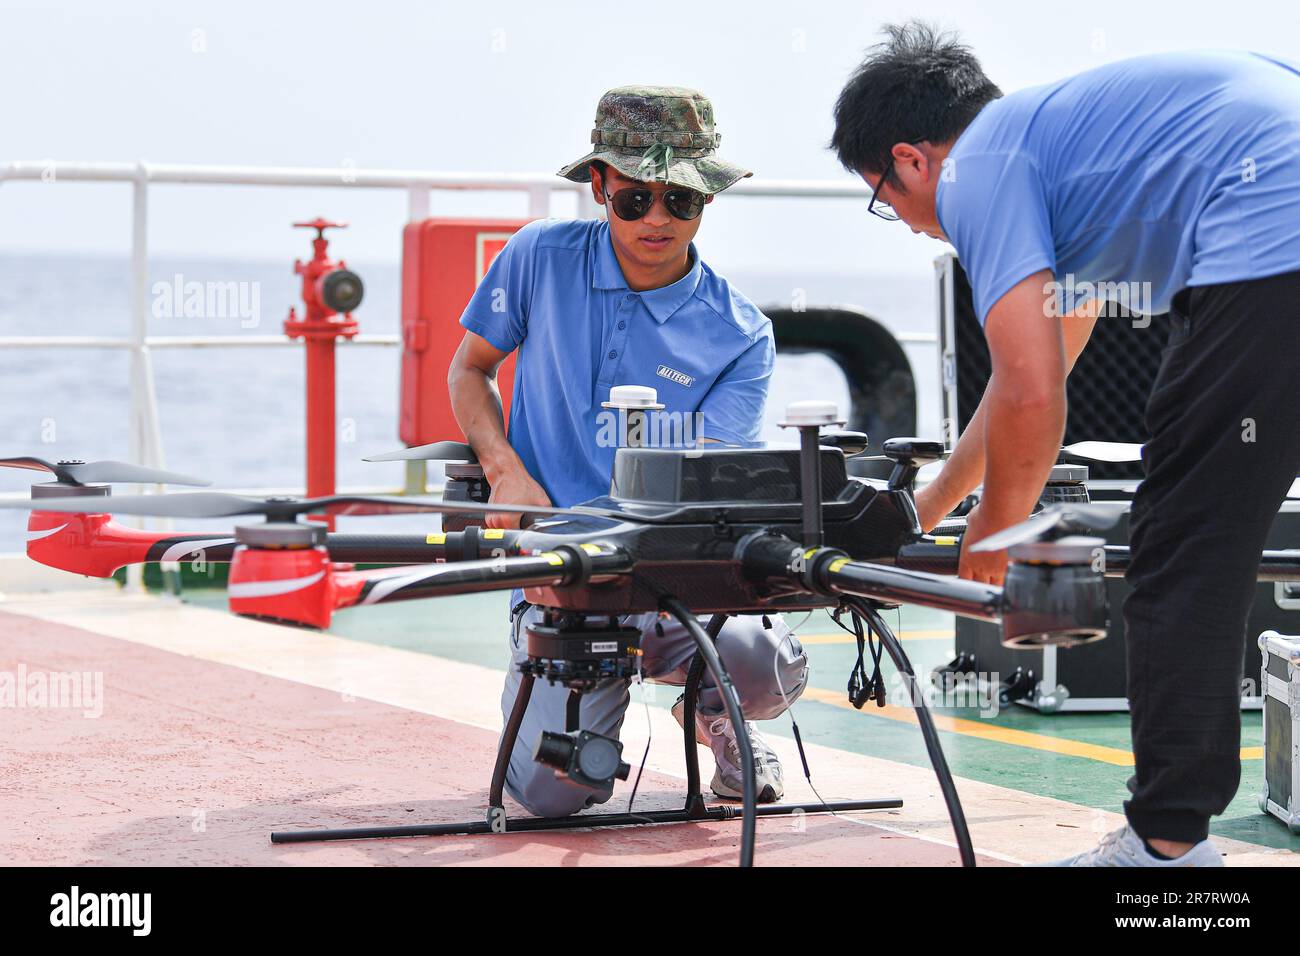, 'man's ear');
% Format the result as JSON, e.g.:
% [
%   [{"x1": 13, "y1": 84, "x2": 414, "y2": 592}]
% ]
[
  {"x1": 890, "y1": 142, "x2": 930, "y2": 189},
  {"x1": 704, "y1": 194, "x2": 714, "y2": 204},
  {"x1": 589, "y1": 164, "x2": 605, "y2": 206}
]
